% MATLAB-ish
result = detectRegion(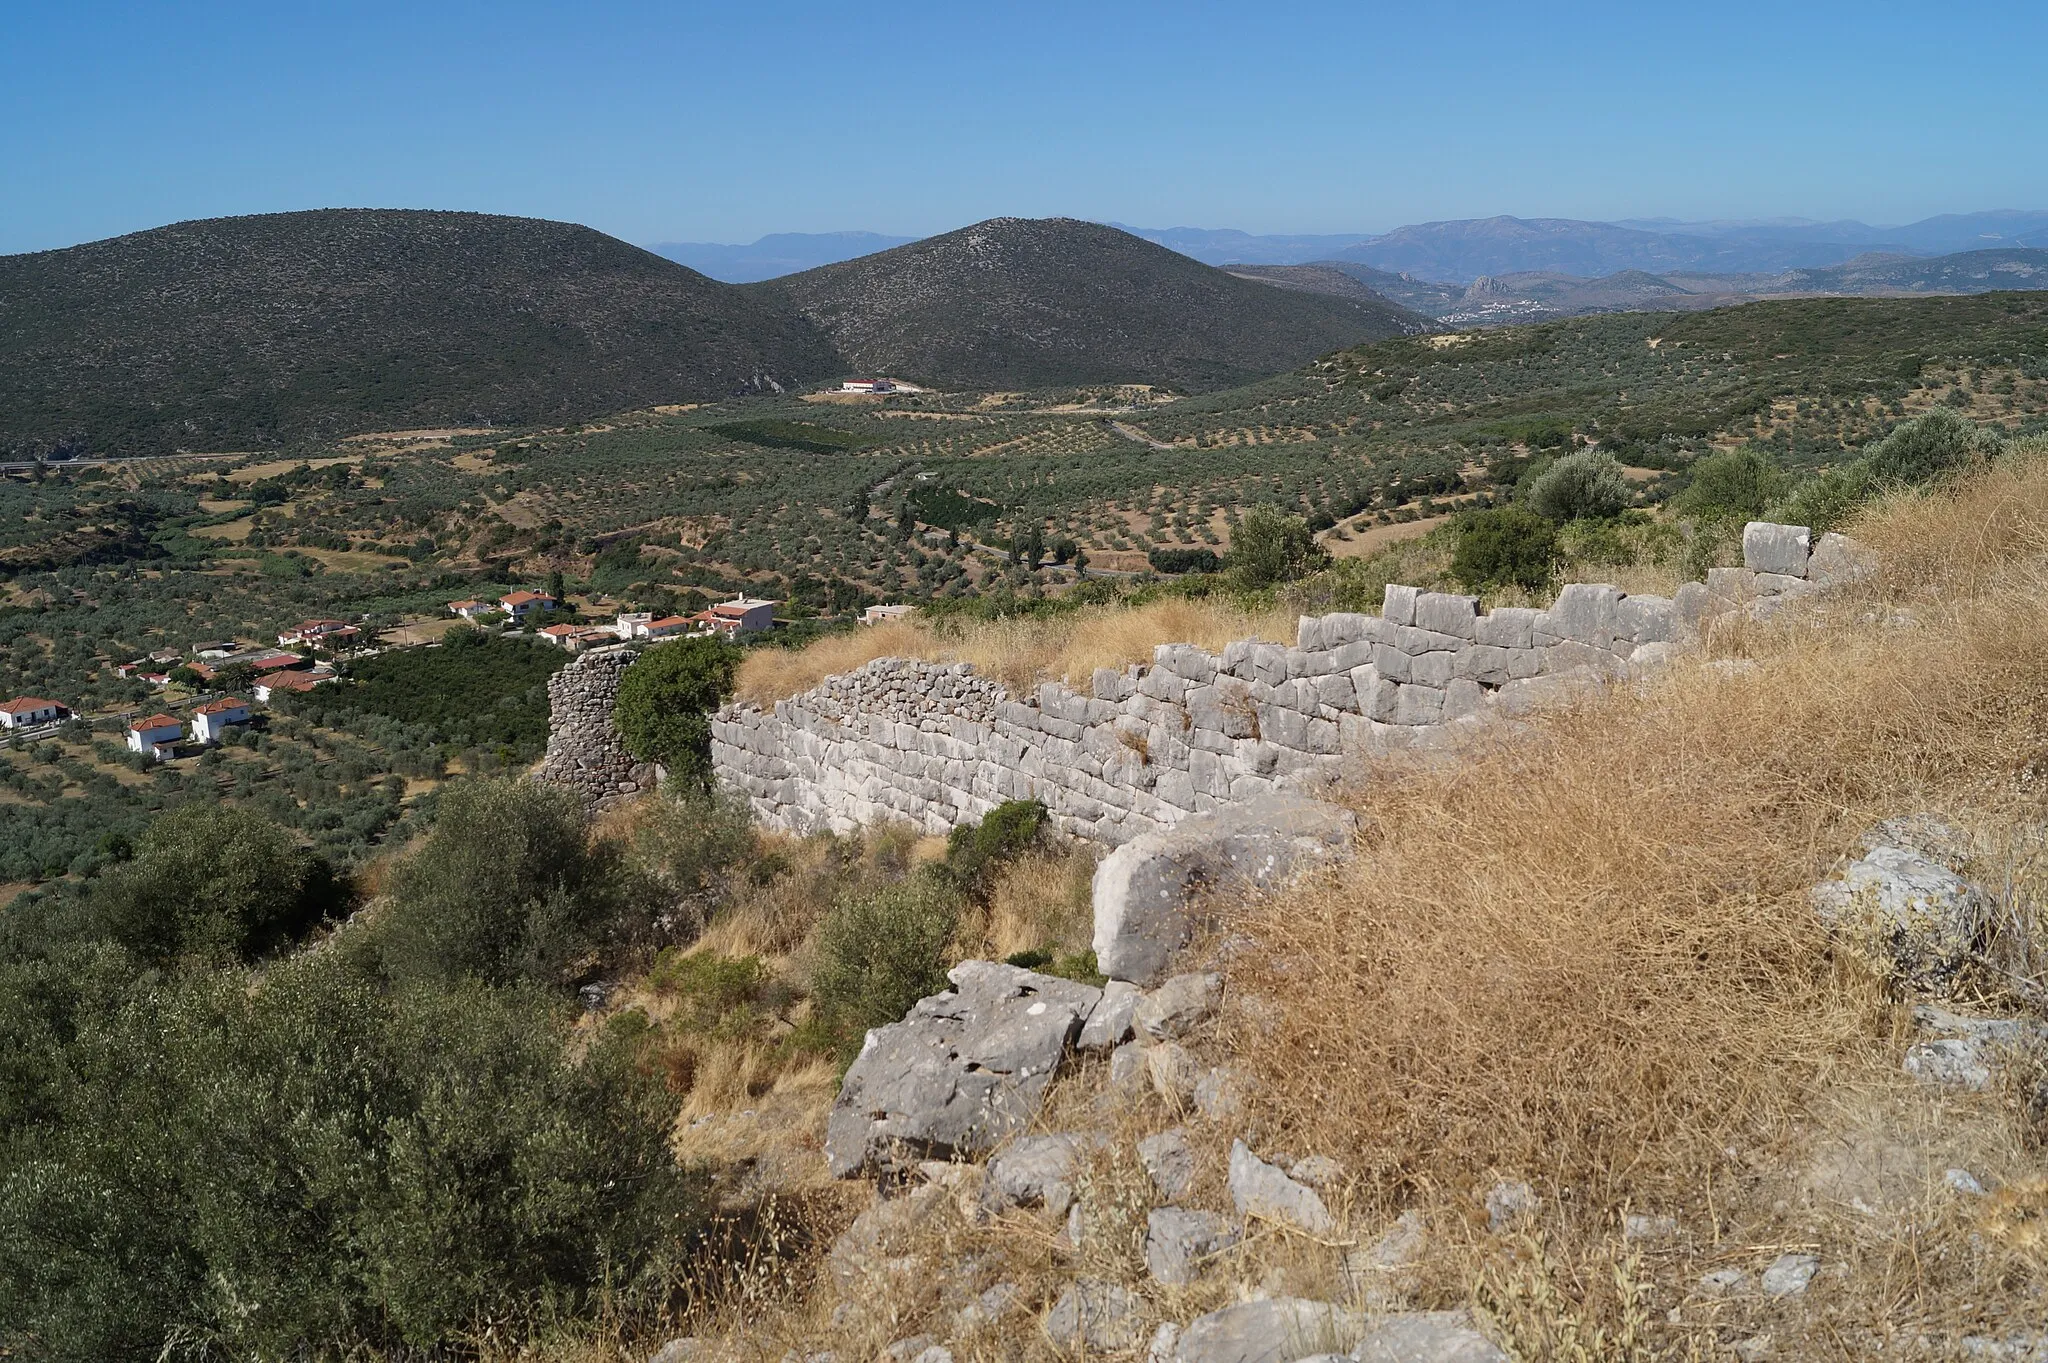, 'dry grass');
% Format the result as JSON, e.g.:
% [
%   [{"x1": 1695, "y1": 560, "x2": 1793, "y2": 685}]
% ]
[{"x1": 735, "y1": 597, "x2": 1295, "y2": 704}]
